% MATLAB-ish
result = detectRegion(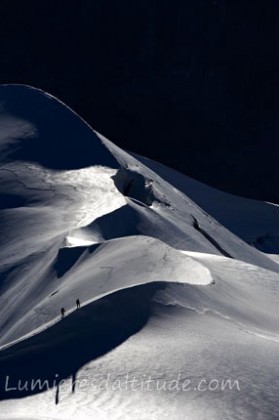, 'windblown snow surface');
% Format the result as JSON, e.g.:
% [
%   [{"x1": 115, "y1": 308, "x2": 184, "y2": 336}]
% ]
[{"x1": 0, "y1": 85, "x2": 278, "y2": 420}]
